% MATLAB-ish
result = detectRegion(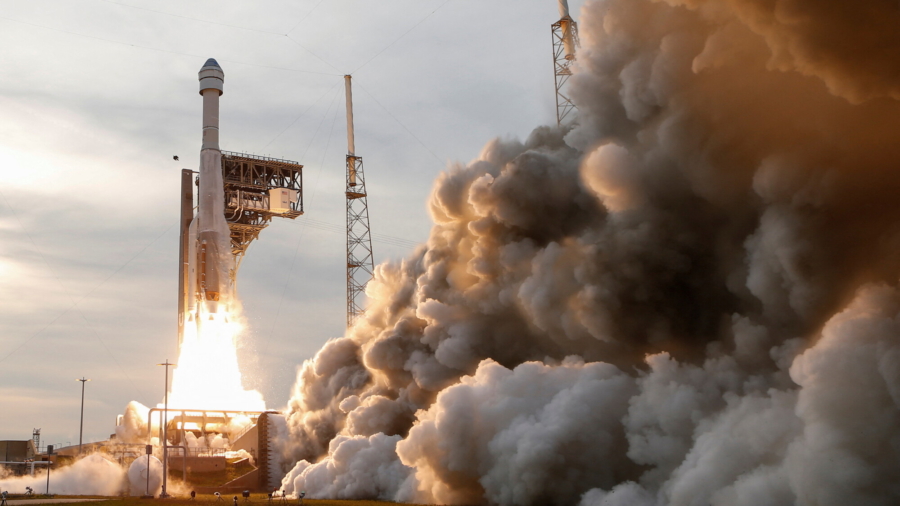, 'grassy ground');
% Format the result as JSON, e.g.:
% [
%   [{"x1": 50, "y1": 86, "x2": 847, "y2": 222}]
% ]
[
  {"x1": 5, "y1": 495, "x2": 107, "y2": 500},
  {"x1": 8, "y1": 497, "x2": 429, "y2": 506}
]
